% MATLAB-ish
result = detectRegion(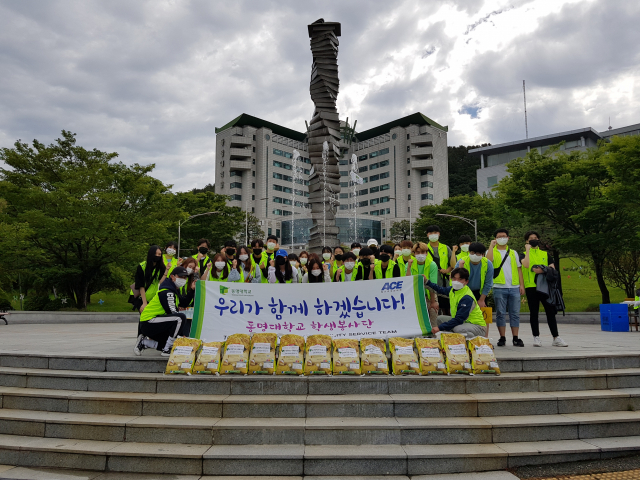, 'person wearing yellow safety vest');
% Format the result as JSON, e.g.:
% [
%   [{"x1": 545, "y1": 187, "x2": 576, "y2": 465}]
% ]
[
  {"x1": 331, "y1": 246, "x2": 345, "y2": 279},
  {"x1": 163, "y1": 241, "x2": 181, "y2": 275},
  {"x1": 395, "y1": 240, "x2": 415, "y2": 276},
  {"x1": 207, "y1": 253, "x2": 244, "y2": 282},
  {"x1": 521, "y1": 231, "x2": 568, "y2": 347},
  {"x1": 453, "y1": 235, "x2": 472, "y2": 262},
  {"x1": 334, "y1": 252, "x2": 364, "y2": 281},
  {"x1": 427, "y1": 267, "x2": 487, "y2": 338},
  {"x1": 486, "y1": 228, "x2": 525, "y2": 348},
  {"x1": 368, "y1": 245, "x2": 401, "y2": 279},
  {"x1": 222, "y1": 240, "x2": 237, "y2": 267},
  {"x1": 134, "y1": 266, "x2": 194, "y2": 357},
  {"x1": 405, "y1": 241, "x2": 439, "y2": 327},
  {"x1": 129, "y1": 245, "x2": 167, "y2": 313},
  {"x1": 267, "y1": 249, "x2": 299, "y2": 283},
  {"x1": 250, "y1": 239, "x2": 269, "y2": 283},
  {"x1": 178, "y1": 257, "x2": 198, "y2": 308},
  {"x1": 193, "y1": 238, "x2": 212, "y2": 275},
  {"x1": 237, "y1": 246, "x2": 261, "y2": 283},
  {"x1": 298, "y1": 251, "x2": 310, "y2": 278},
  {"x1": 264, "y1": 234, "x2": 279, "y2": 265},
  {"x1": 425, "y1": 225, "x2": 457, "y2": 315}
]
